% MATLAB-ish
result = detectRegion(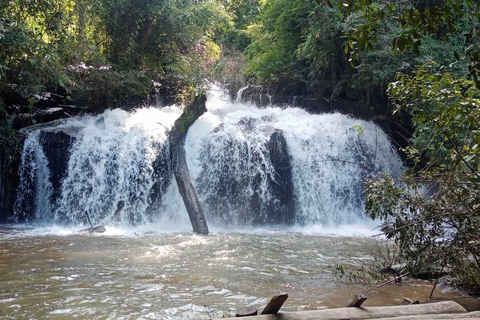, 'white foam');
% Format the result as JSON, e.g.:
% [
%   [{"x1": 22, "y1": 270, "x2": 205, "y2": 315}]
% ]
[{"x1": 186, "y1": 85, "x2": 403, "y2": 226}]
